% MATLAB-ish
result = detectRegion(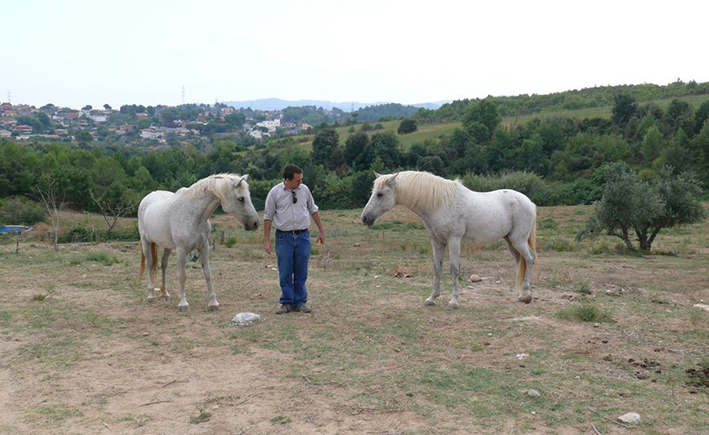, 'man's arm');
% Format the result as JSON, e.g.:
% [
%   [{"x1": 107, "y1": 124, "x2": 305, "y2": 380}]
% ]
[
  {"x1": 264, "y1": 219, "x2": 273, "y2": 254},
  {"x1": 312, "y1": 212, "x2": 325, "y2": 244}
]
